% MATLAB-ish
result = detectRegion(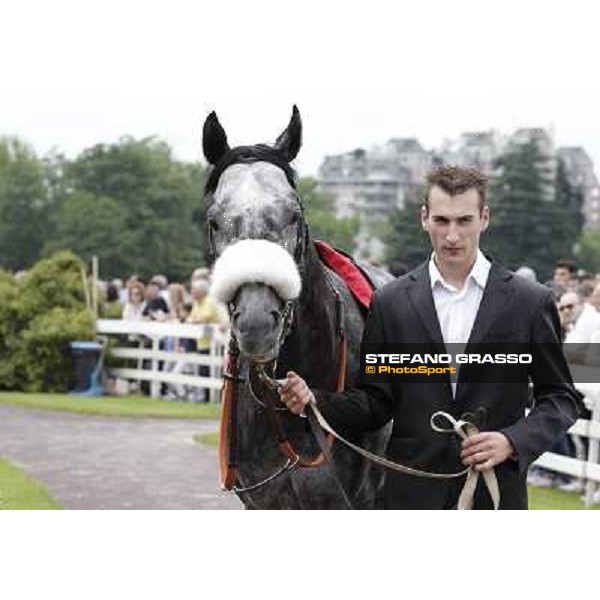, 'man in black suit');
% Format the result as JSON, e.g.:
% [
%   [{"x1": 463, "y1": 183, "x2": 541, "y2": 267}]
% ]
[{"x1": 279, "y1": 166, "x2": 580, "y2": 509}]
